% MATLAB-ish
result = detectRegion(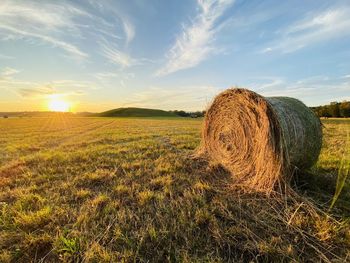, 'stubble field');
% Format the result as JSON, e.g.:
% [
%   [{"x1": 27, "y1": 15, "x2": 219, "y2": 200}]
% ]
[{"x1": 0, "y1": 116, "x2": 349, "y2": 262}]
